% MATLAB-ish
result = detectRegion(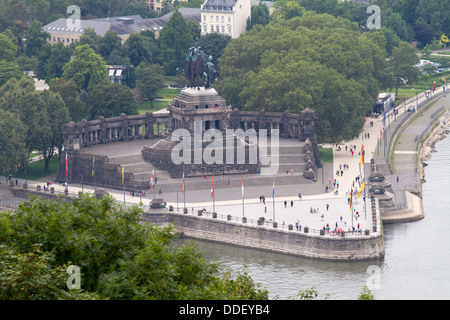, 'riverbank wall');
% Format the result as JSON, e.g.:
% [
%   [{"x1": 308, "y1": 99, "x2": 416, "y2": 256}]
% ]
[
  {"x1": 143, "y1": 200, "x2": 385, "y2": 262},
  {"x1": 381, "y1": 92, "x2": 450, "y2": 223},
  {"x1": 8, "y1": 185, "x2": 385, "y2": 261}
]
